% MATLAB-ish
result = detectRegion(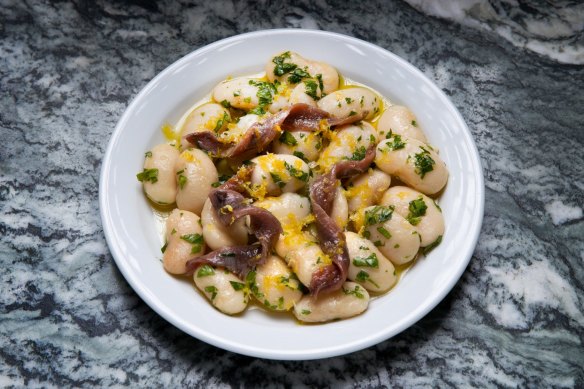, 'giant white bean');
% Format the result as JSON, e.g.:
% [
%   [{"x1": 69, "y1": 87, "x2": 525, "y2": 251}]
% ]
[
  {"x1": 360, "y1": 205, "x2": 420, "y2": 265},
  {"x1": 345, "y1": 232, "x2": 397, "y2": 293},
  {"x1": 265, "y1": 51, "x2": 339, "y2": 94},
  {"x1": 180, "y1": 103, "x2": 230, "y2": 148},
  {"x1": 375, "y1": 135, "x2": 448, "y2": 195},
  {"x1": 272, "y1": 130, "x2": 322, "y2": 162},
  {"x1": 163, "y1": 209, "x2": 204, "y2": 275},
  {"x1": 249, "y1": 255, "x2": 303, "y2": 311},
  {"x1": 317, "y1": 87, "x2": 380, "y2": 121},
  {"x1": 330, "y1": 187, "x2": 349, "y2": 229},
  {"x1": 318, "y1": 122, "x2": 378, "y2": 172},
  {"x1": 380, "y1": 186, "x2": 444, "y2": 248},
  {"x1": 250, "y1": 154, "x2": 310, "y2": 196},
  {"x1": 201, "y1": 198, "x2": 248, "y2": 251},
  {"x1": 193, "y1": 265, "x2": 248, "y2": 315},
  {"x1": 175, "y1": 149, "x2": 218, "y2": 215},
  {"x1": 293, "y1": 282, "x2": 369, "y2": 323},
  {"x1": 286, "y1": 242, "x2": 329, "y2": 288},
  {"x1": 213, "y1": 77, "x2": 261, "y2": 110},
  {"x1": 376, "y1": 105, "x2": 427, "y2": 142},
  {"x1": 216, "y1": 113, "x2": 259, "y2": 144},
  {"x1": 141, "y1": 143, "x2": 179, "y2": 205},
  {"x1": 345, "y1": 168, "x2": 391, "y2": 213}
]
